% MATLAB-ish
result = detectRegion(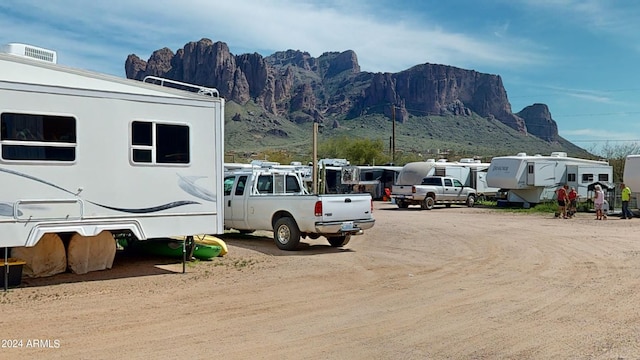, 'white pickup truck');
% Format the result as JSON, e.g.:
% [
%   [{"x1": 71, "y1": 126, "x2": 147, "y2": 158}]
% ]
[
  {"x1": 223, "y1": 167, "x2": 375, "y2": 250},
  {"x1": 392, "y1": 176, "x2": 476, "y2": 210}
]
